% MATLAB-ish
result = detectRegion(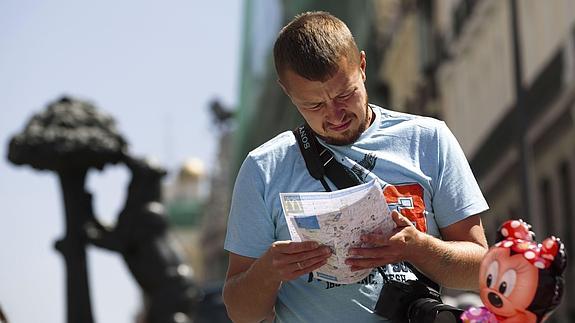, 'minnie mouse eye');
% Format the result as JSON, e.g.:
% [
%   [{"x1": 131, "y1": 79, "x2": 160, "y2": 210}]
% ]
[
  {"x1": 499, "y1": 269, "x2": 517, "y2": 297},
  {"x1": 499, "y1": 281, "x2": 507, "y2": 294},
  {"x1": 486, "y1": 261, "x2": 499, "y2": 288}
]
